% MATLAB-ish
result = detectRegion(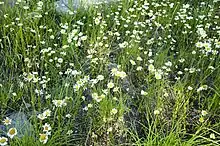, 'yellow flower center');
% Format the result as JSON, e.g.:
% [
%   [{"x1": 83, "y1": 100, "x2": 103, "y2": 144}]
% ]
[
  {"x1": 9, "y1": 128, "x2": 16, "y2": 135},
  {"x1": 40, "y1": 134, "x2": 47, "y2": 141},
  {"x1": 5, "y1": 119, "x2": 9, "y2": 123},
  {"x1": 0, "y1": 138, "x2": 6, "y2": 143},
  {"x1": 57, "y1": 100, "x2": 62, "y2": 105}
]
